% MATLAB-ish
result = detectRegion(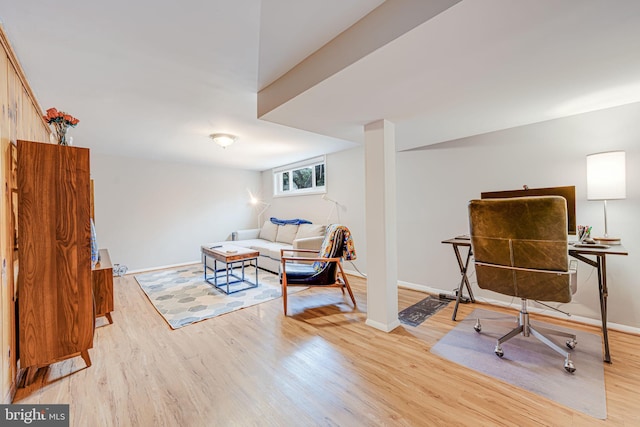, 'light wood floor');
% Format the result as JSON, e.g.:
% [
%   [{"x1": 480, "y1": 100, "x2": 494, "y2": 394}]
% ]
[{"x1": 13, "y1": 269, "x2": 640, "y2": 426}]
